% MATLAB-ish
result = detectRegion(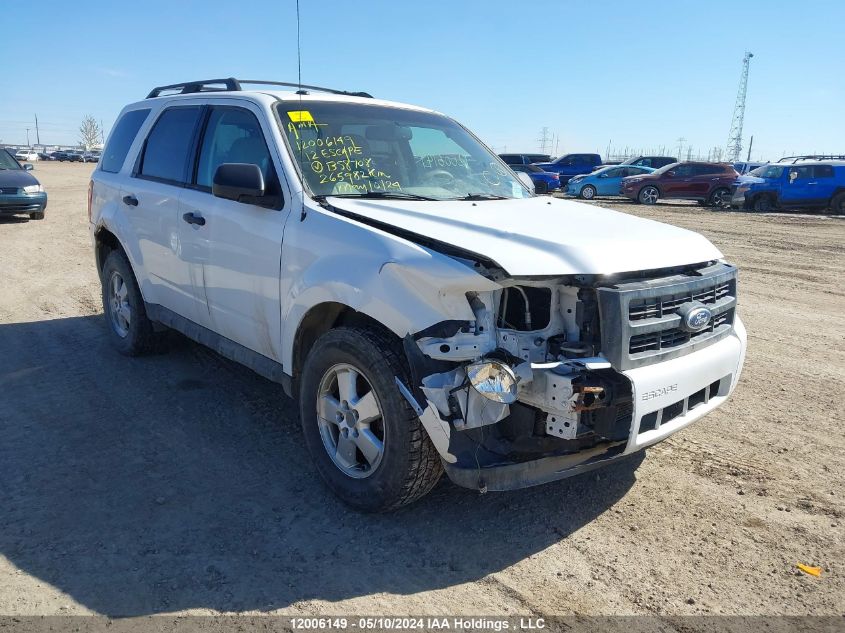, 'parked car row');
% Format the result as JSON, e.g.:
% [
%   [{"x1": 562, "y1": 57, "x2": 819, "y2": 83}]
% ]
[
  {"x1": 500, "y1": 152, "x2": 678, "y2": 189},
  {"x1": 2, "y1": 148, "x2": 101, "y2": 163},
  {"x1": 556, "y1": 157, "x2": 845, "y2": 214}
]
